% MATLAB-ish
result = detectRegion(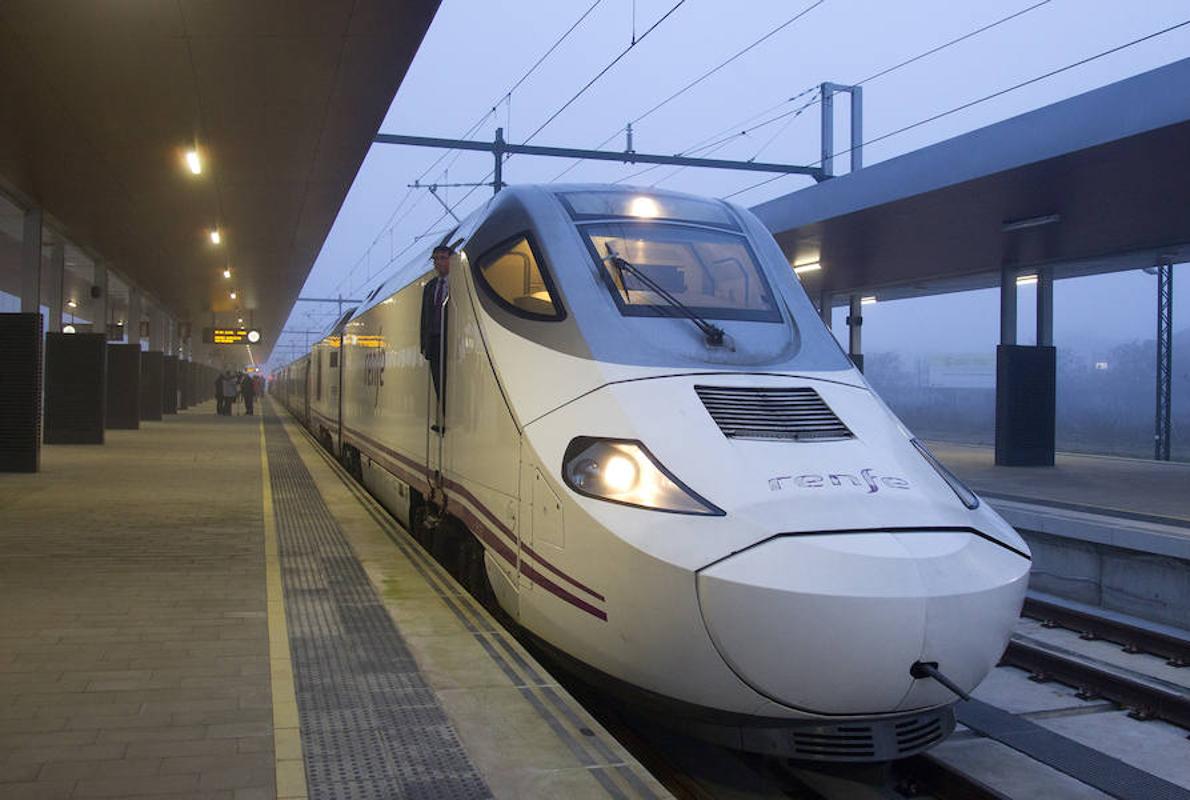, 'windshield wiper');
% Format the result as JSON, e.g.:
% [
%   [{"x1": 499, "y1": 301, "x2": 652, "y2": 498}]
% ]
[{"x1": 604, "y1": 245, "x2": 725, "y2": 347}]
